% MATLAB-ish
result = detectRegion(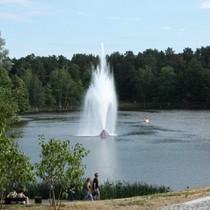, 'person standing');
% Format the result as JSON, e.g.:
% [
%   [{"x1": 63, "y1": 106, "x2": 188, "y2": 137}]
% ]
[
  {"x1": 84, "y1": 177, "x2": 93, "y2": 201},
  {"x1": 67, "y1": 182, "x2": 75, "y2": 201},
  {"x1": 93, "y1": 172, "x2": 100, "y2": 200}
]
